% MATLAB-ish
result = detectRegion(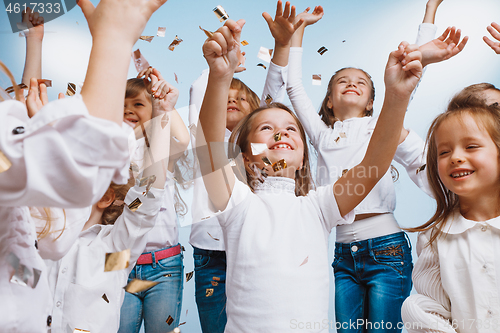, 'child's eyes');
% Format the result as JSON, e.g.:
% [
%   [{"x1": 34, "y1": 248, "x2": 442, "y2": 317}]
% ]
[
  {"x1": 260, "y1": 125, "x2": 272, "y2": 130},
  {"x1": 135, "y1": 103, "x2": 144, "y2": 107},
  {"x1": 358, "y1": 81, "x2": 366, "y2": 85},
  {"x1": 287, "y1": 126, "x2": 297, "y2": 132},
  {"x1": 438, "y1": 150, "x2": 449, "y2": 156},
  {"x1": 466, "y1": 145, "x2": 479, "y2": 149}
]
